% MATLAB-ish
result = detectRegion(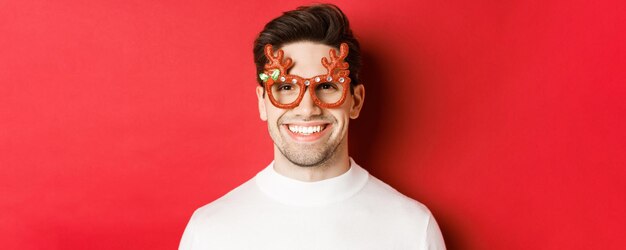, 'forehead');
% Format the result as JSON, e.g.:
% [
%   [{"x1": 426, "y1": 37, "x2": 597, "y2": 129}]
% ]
[{"x1": 279, "y1": 42, "x2": 337, "y2": 78}]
